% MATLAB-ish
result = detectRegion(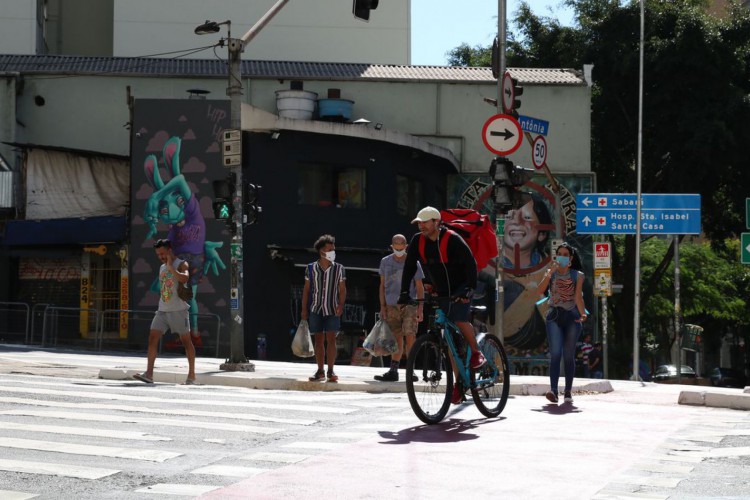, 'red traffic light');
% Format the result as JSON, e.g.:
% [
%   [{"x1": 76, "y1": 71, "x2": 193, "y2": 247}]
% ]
[{"x1": 353, "y1": 0, "x2": 379, "y2": 21}]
